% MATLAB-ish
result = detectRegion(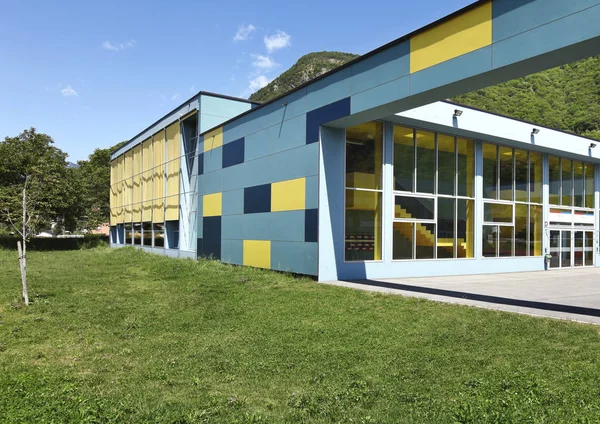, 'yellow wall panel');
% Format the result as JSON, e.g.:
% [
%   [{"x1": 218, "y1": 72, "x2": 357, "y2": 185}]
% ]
[
  {"x1": 166, "y1": 122, "x2": 180, "y2": 221},
  {"x1": 153, "y1": 131, "x2": 166, "y2": 223},
  {"x1": 142, "y1": 138, "x2": 153, "y2": 222},
  {"x1": 110, "y1": 160, "x2": 117, "y2": 211},
  {"x1": 124, "y1": 151, "x2": 133, "y2": 222},
  {"x1": 410, "y1": 1, "x2": 492, "y2": 73},
  {"x1": 203, "y1": 193, "x2": 222, "y2": 217},
  {"x1": 271, "y1": 177, "x2": 306, "y2": 212},
  {"x1": 116, "y1": 156, "x2": 124, "y2": 223},
  {"x1": 132, "y1": 145, "x2": 142, "y2": 222},
  {"x1": 204, "y1": 126, "x2": 223, "y2": 152},
  {"x1": 243, "y1": 240, "x2": 271, "y2": 269}
]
